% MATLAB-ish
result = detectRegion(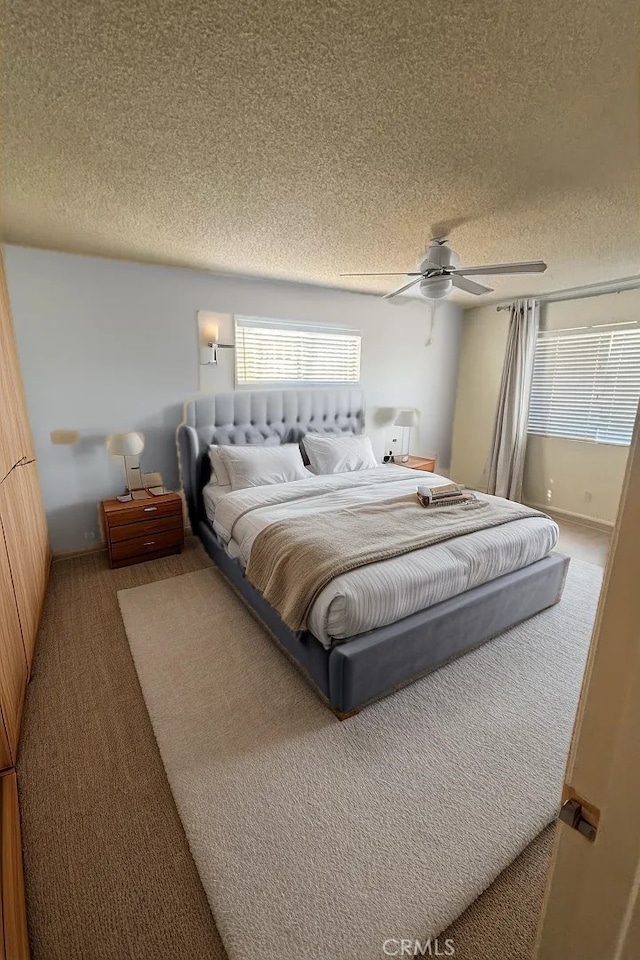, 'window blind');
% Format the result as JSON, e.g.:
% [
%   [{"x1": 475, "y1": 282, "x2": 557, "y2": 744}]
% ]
[
  {"x1": 235, "y1": 317, "x2": 361, "y2": 386},
  {"x1": 528, "y1": 327, "x2": 640, "y2": 445}
]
